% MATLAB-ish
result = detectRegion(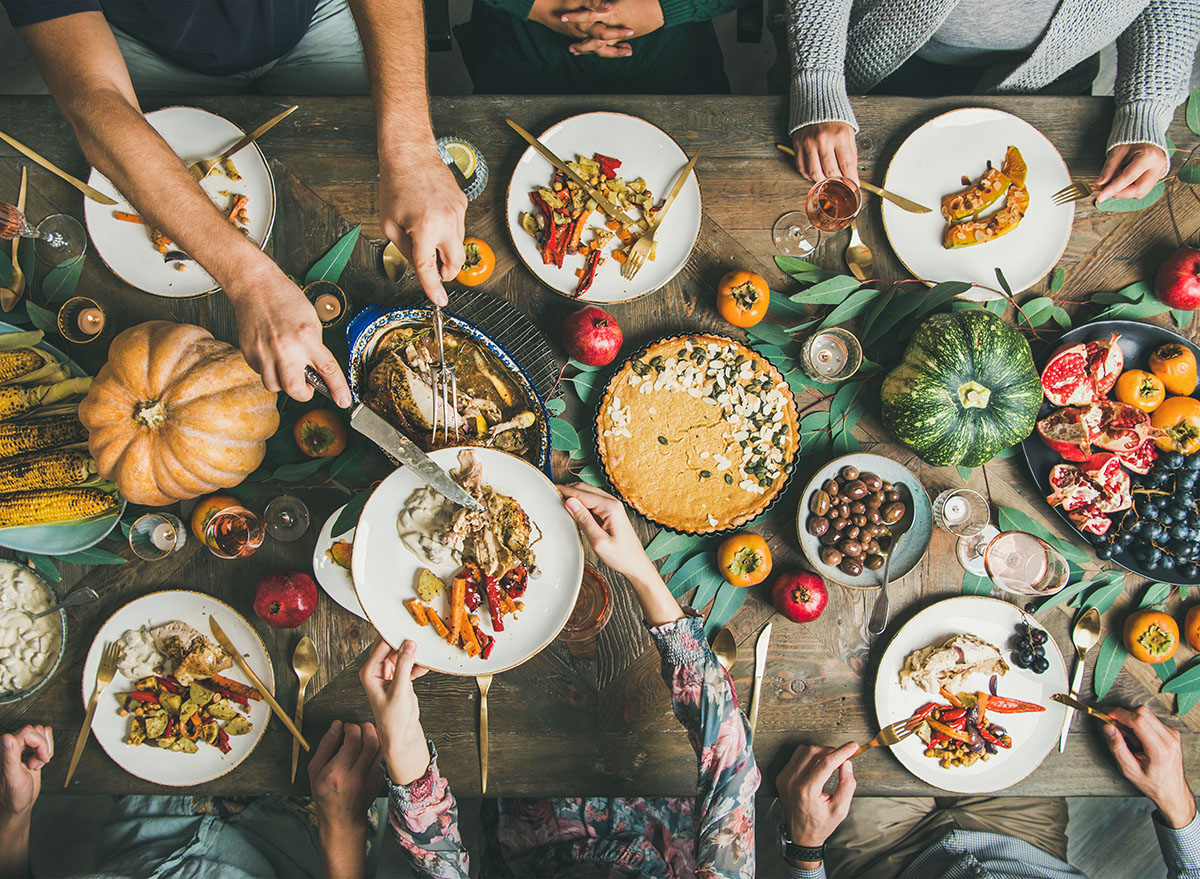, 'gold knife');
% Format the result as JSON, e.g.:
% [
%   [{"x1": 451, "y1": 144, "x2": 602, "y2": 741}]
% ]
[
  {"x1": 189, "y1": 104, "x2": 298, "y2": 181},
  {"x1": 0, "y1": 128, "x2": 118, "y2": 206},
  {"x1": 748, "y1": 621, "x2": 772, "y2": 733},
  {"x1": 1050, "y1": 693, "x2": 1117, "y2": 726},
  {"x1": 477, "y1": 674, "x2": 492, "y2": 794},
  {"x1": 774, "y1": 143, "x2": 932, "y2": 214},
  {"x1": 209, "y1": 616, "x2": 309, "y2": 751},
  {"x1": 506, "y1": 118, "x2": 638, "y2": 228}
]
